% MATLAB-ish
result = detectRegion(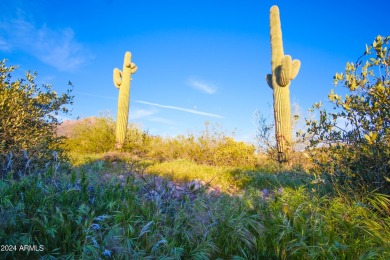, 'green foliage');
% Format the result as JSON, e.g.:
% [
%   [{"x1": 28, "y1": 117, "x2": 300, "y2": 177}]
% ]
[
  {"x1": 65, "y1": 118, "x2": 257, "y2": 167},
  {"x1": 259, "y1": 187, "x2": 390, "y2": 259},
  {"x1": 306, "y1": 35, "x2": 390, "y2": 194},
  {"x1": 63, "y1": 115, "x2": 152, "y2": 161},
  {"x1": 146, "y1": 122, "x2": 256, "y2": 167},
  {"x1": 0, "y1": 60, "x2": 73, "y2": 177},
  {"x1": 64, "y1": 116, "x2": 116, "y2": 154},
  {"x1": 1, "y1": 163, "x2": 389, "y2": 259}
]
